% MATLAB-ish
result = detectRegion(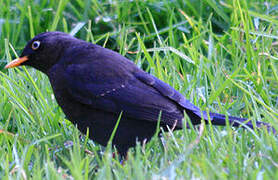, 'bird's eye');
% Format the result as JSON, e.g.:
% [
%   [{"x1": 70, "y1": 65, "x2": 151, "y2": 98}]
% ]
[{"x1": 31, "y1": 41, "x2": 41, "y2": 50}]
